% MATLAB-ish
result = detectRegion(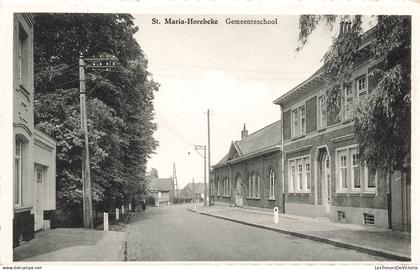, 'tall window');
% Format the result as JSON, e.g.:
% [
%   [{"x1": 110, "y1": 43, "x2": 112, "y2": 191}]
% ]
[
  {"x1": 291, "y1": 106, "x2": 307, "y2": 137},
  {"x1": 318, "y1": 95, "x2": 327, "y2": 129},
  {"x1": 18, "y1": 24, "x2": 29, "y2": 89},
  {"x1": 248, "y1": 176, "x2": 252, "y2": 197},
  {"x1": 300, "y1": 106, "x2": 306, "y2": 135},
  {"x1": 344, "y1": 84, "x2": 354, "y2": 119},
  {"x1": 292, "y1": 109, "x2": 299, "y2": 137},
  {"x1": 304, "y1": 157, "x2": 311, "y2": 189},
  {"x1": 356, "y1": 75, "x2": 367, "y2": 99},
  {"x1": 14, "y1": 138, "x2": 22, "y2": 206},
  {"x1": 288, "y1": 156, "x2": 310, "y2": 193},
  {"x1": 350, "y1": 149, "x2": 360, "y2": 189},
  {"x1": 339, "y1": 150, "x2": 348, "y2": 189},
  {"x1": 248, "y1": 174, "x2": 260, "y2": 198},
  {"x1": 269, "y1": 169, "x2": 275, "y2": 198},
  {"x1": 289, "y1": 161, "x2": 296, "y2": 192},
  {"x1": 298, "y1": 161, "x2": 303, "y2": 190},
  {"x1": 336, "y1": 146, "x2": 376, "y2": 193}
]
